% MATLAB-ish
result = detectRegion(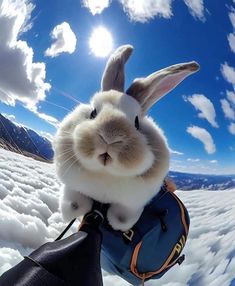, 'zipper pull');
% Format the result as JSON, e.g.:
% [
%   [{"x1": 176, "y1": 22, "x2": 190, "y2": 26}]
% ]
[{"x1": 177, "y1": 254, "x2": 185, "y2": 265}]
